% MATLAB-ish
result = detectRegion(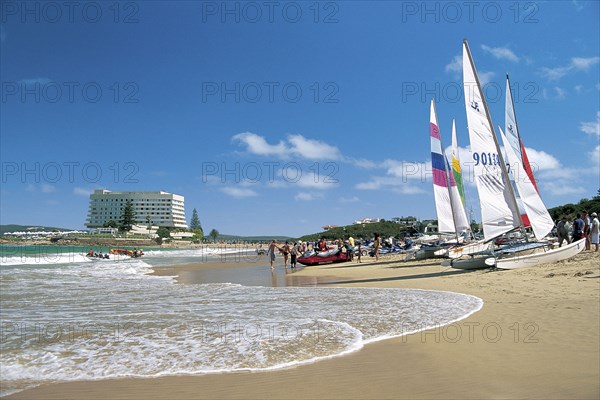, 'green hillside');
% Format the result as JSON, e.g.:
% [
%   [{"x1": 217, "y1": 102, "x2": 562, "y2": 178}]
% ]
[
  {"x1": 297, "y1": 220, "x2": 423, "y2": 242},
  {"x1": 0, "y1": 224, "x2": 75, "y2": 235}
]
